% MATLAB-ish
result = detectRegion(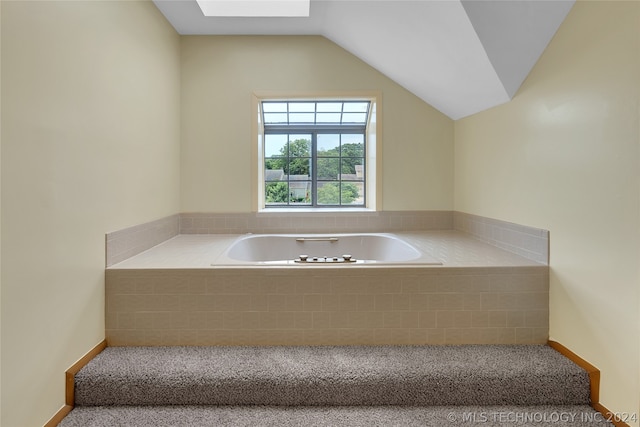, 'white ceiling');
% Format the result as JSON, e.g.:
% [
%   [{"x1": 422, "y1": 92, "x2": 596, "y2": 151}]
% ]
[{"x1": 152, "y1": 0, "x2": 574, "y2": 120}]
